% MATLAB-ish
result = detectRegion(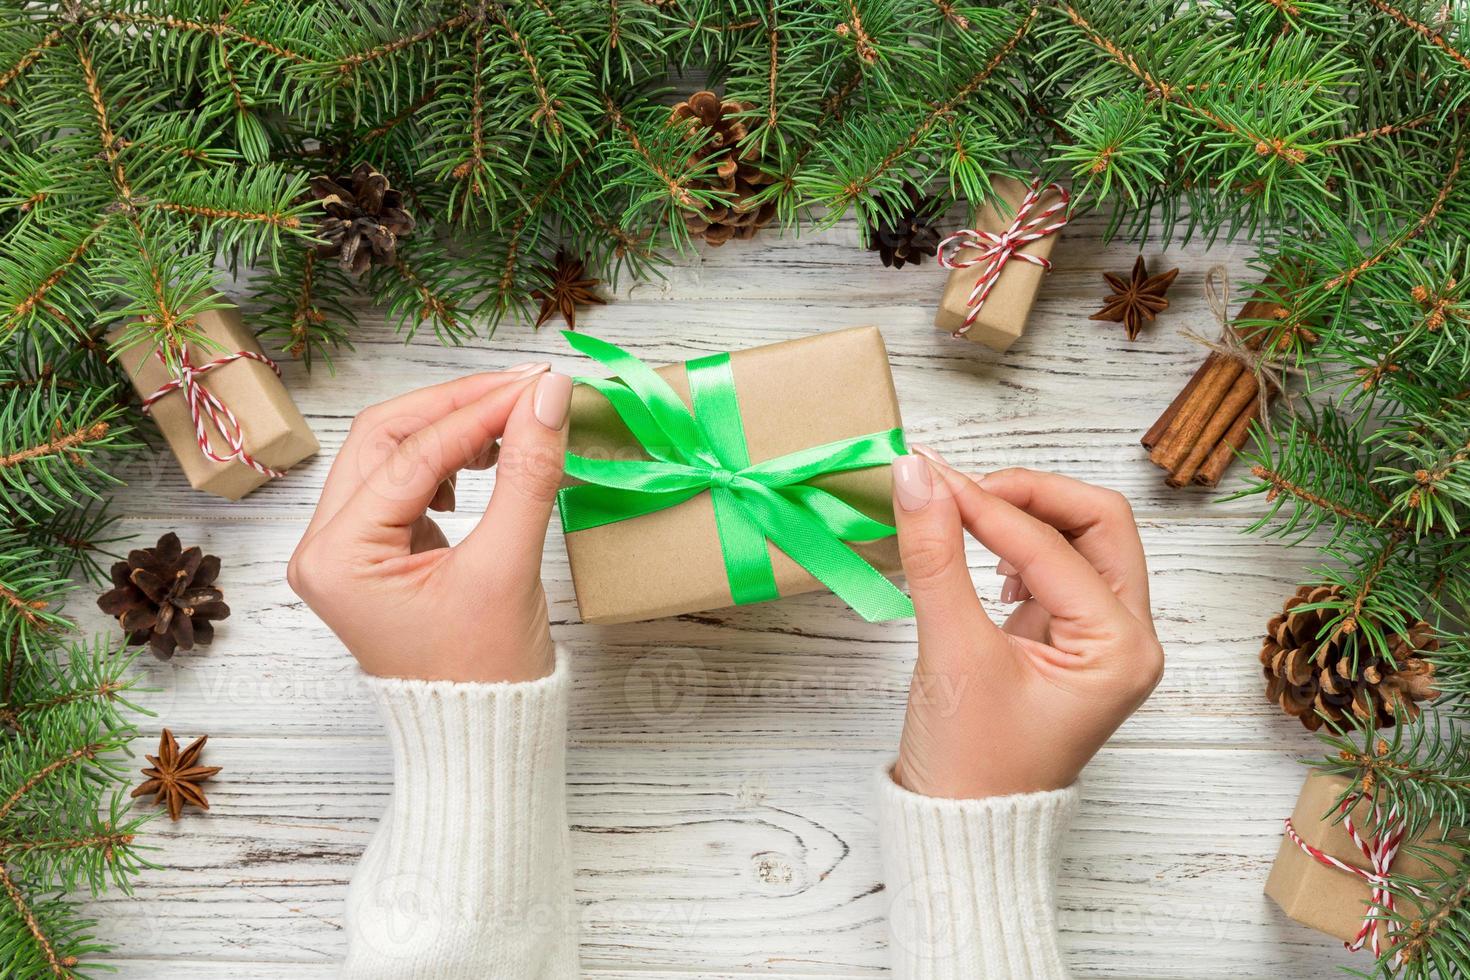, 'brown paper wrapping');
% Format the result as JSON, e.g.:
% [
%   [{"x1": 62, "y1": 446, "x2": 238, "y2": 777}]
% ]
[
  {"x1": 110, "y1": 305, "x2": 319, "y2": 500},
  {"x1": 1264, "y1": 771, "x2": 1459, "y2": 946},
  {"x1": 561, "y1": 326, "x2": 905, "y2": 624},
  {"x1": 935, "y1": 176, "x2": 1064, "y2": 352}
]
